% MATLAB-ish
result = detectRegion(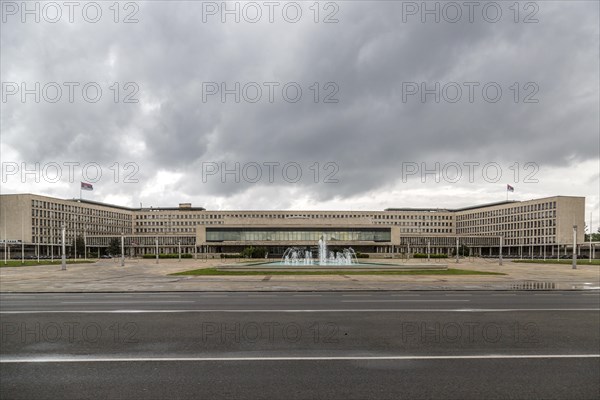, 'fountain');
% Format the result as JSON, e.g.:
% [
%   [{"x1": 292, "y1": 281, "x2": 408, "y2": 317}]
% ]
[
  {"x1": 282, "y1": 248, "x2": 313, "y2": 265},
  {"x1": 220, "y1": 235, "x2": 447, "y2": 271},
  {"x1": 282, "y1": 236, "x2": 358, "y2": 266}
]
